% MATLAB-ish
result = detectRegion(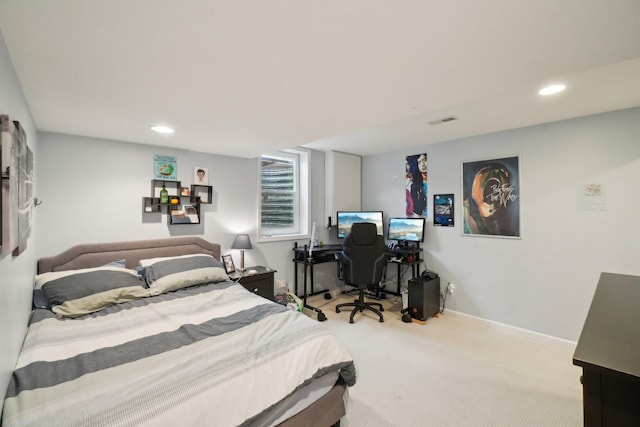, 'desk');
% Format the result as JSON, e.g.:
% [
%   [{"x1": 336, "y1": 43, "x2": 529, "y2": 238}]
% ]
[
  {"x1": 292, "y1": 243, "x2": 342, "y2": 321},
  {"x1": 292, "y1": 243, "x2": 424, "y2": 298},
  {"x1": 385, "y1": 246, "x2": 423, "y2": 296},
  {"x1": 292, "y1": 243, "x2": 342, "y2": 297}
]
